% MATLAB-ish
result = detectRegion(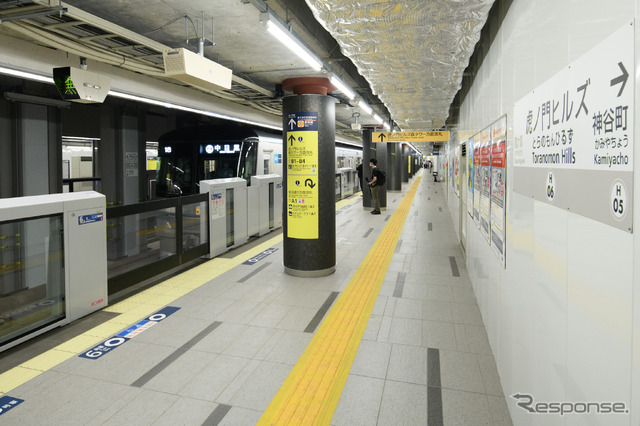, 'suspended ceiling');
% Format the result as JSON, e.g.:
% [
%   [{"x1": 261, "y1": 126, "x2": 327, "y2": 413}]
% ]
[{"x1": 0, "y1": 0, "x2": 494, "y2": 150}]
